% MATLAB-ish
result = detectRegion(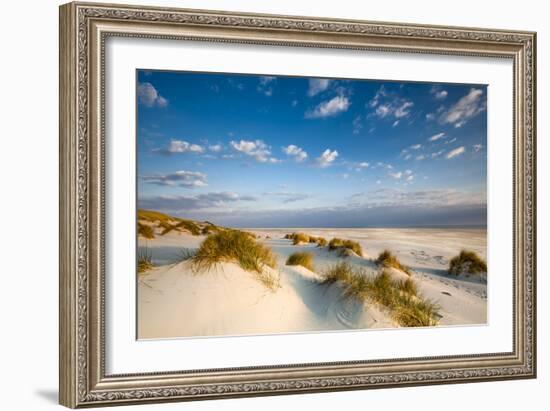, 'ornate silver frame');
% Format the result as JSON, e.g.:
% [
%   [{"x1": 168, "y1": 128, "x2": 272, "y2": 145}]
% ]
[{"x1": 59, "y1": 2, "x2": 537, "y2": 408}]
